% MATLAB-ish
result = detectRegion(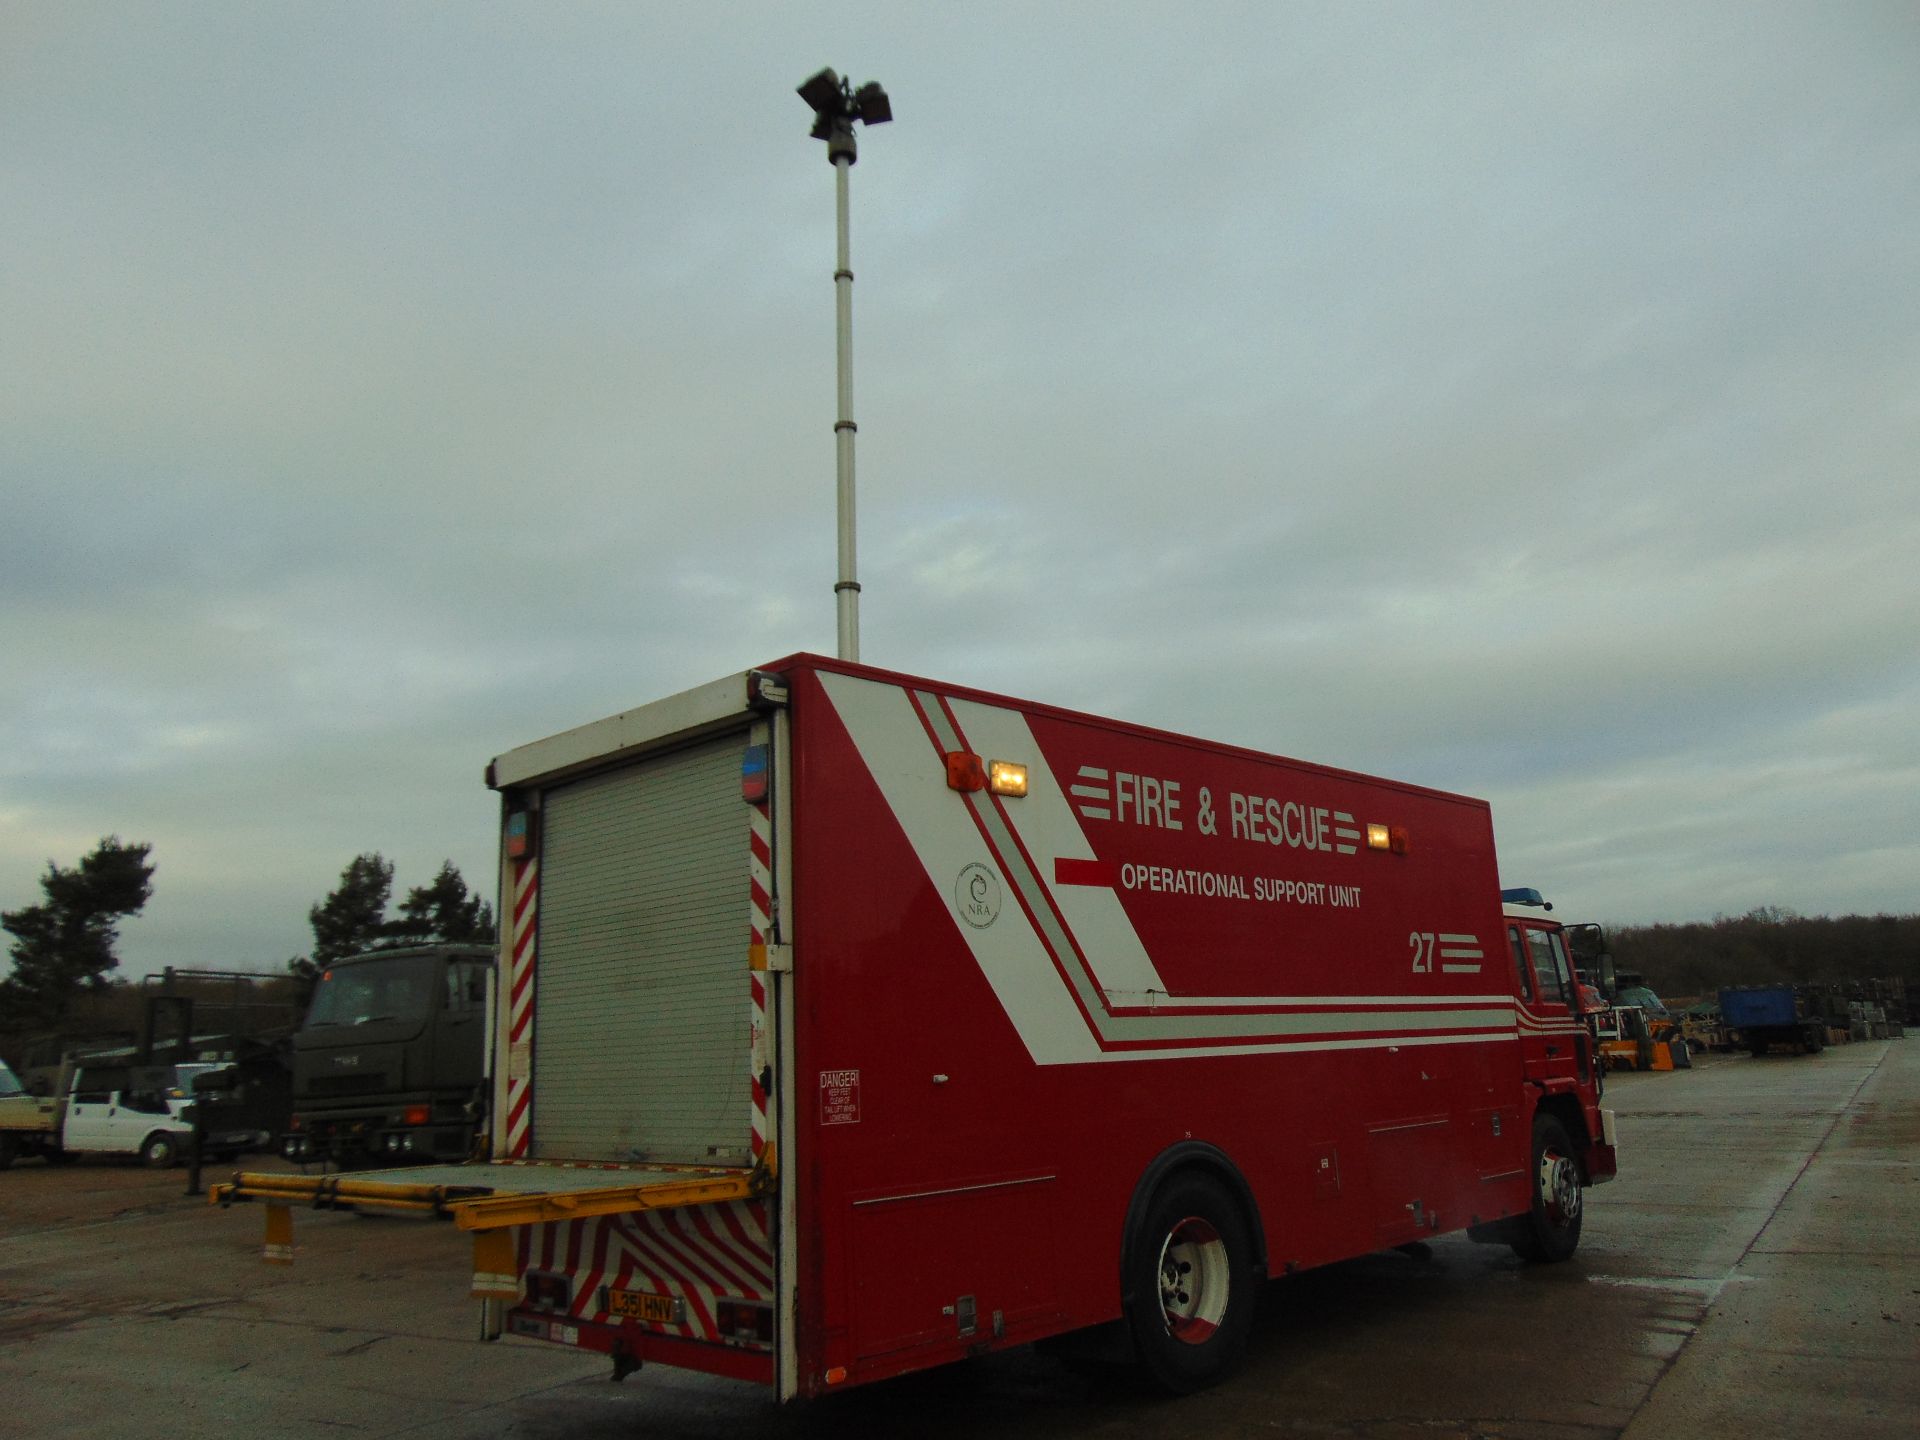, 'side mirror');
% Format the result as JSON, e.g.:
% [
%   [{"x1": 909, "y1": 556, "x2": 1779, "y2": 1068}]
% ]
[
  {"x1": 1563, "y1": 923, "x2": 1616, "y2": 997},
  {"x1": 1563, "y1": 923, "x2": 1608, "y2": 966}
]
